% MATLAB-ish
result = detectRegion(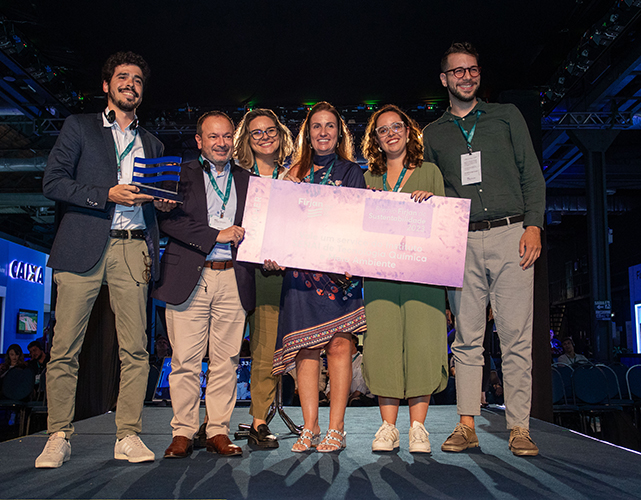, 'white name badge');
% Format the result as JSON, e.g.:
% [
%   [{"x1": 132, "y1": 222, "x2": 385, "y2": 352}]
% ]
[
  {"x1": 461, "y1": 151, "x2": 482, "y2": 185},
  {"x1": 209, "y1": 214, "x2": 232, "y2": 230}
]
